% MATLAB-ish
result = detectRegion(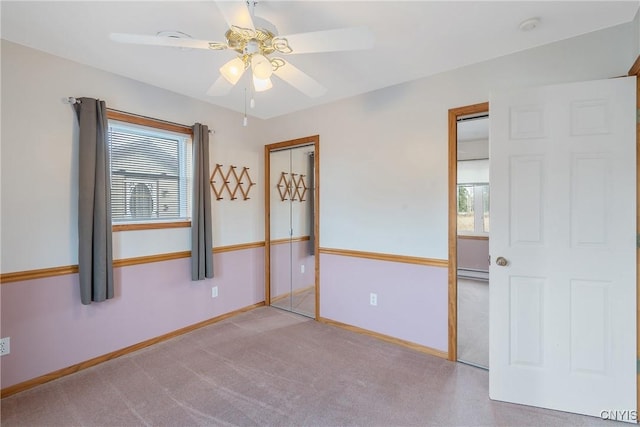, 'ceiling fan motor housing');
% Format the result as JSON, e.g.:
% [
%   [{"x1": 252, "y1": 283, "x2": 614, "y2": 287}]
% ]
[{"x1": 226, "y1": 26, "x2": 290, "y2": 72}]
